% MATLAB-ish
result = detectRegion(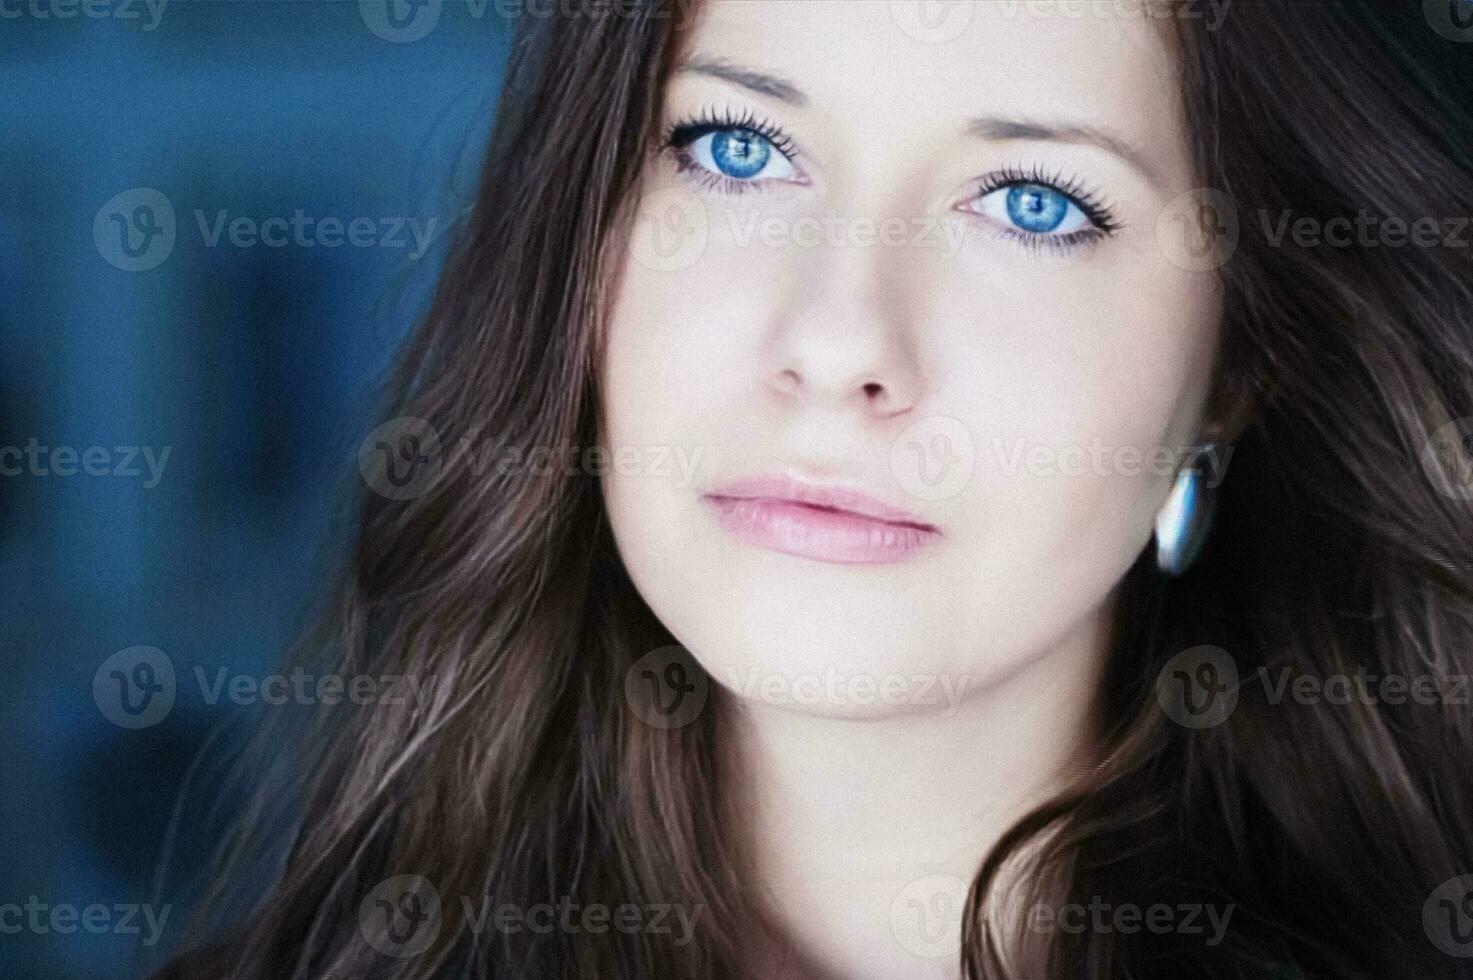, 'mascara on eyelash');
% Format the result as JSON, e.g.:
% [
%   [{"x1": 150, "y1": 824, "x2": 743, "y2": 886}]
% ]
[
  {"x1": 663, "y1": 105, "x2": 799, "y2": 159},
  {"x1": 979, "y1": 163, "x2": 1122, "y2": 234}
]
